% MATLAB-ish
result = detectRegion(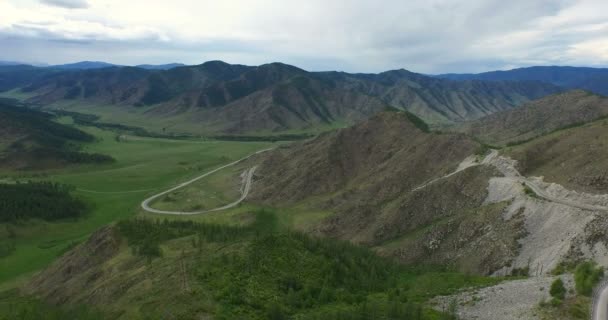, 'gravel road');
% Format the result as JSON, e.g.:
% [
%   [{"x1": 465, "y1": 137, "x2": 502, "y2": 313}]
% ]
[{"x1": 140, "y1": 148, "x2": 271, "y2": 215}]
